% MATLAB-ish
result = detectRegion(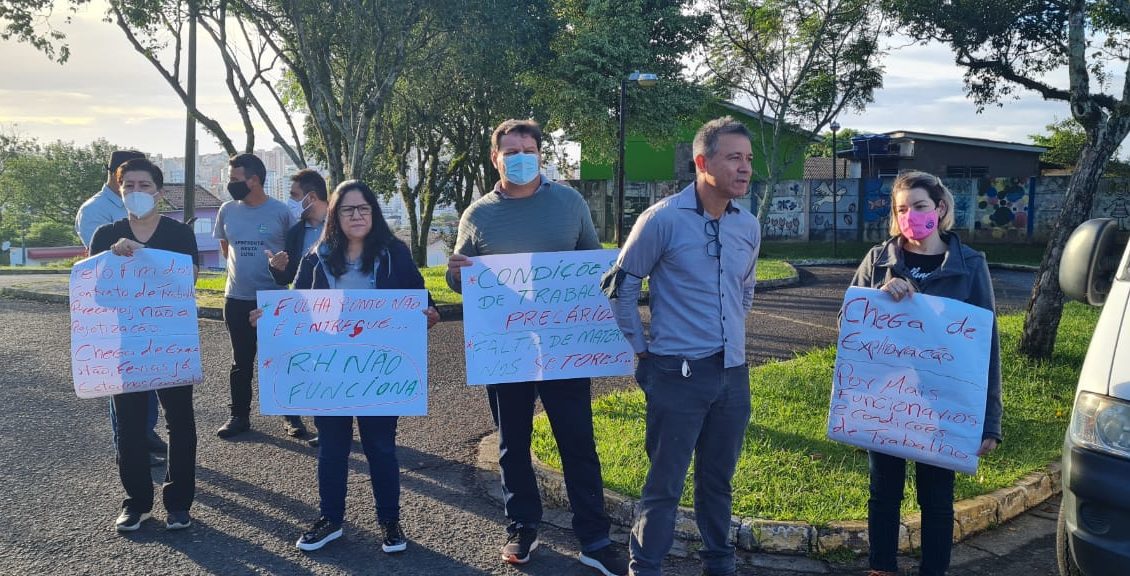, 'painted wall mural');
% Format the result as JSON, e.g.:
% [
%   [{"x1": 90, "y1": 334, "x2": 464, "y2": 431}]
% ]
[
  {"x1": 940, "y1": 178, "x2": 976, "y2": 232},
  {"x1": 974, "y1": 177, "x2": 1031, "y2": 240},
  {"x1": 809, "y1": 179, "x2": 858, "y2": 241},
  {"x1": 764, "y1": 180, "x2": 807, "y2": 240},
  {"x1": 862, "y1": 178, "x2": 892, "y2": 243}
]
